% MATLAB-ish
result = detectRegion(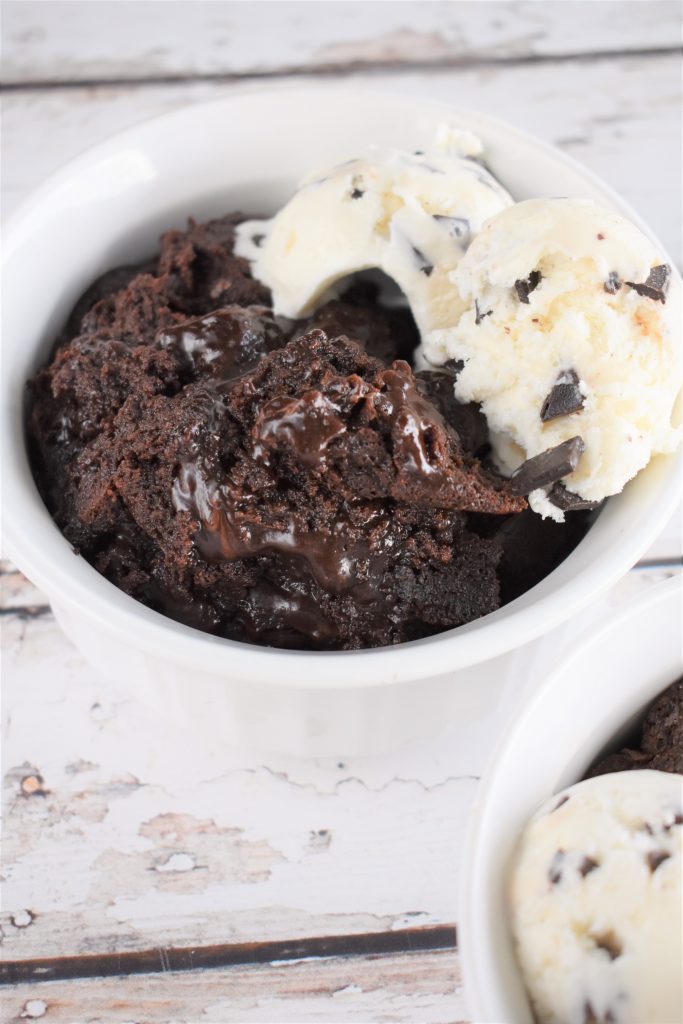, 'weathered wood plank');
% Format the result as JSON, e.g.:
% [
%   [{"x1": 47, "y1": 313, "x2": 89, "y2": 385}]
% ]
[
  {"x1": 1, "y1": 948, "x2": 466, "y2": 1023},
  {"x1": 3, "y1": 0, "x2": 680, "y2": 86},
  {"x1": 2, "y1": 610, "x2": 479, "y2": 959},
  {"x1": 1, "y1": 925, "x2": 457, "y2": 984},
  {"x1": 0, "y1": 562, "x2": 48, "y2": 612}
]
